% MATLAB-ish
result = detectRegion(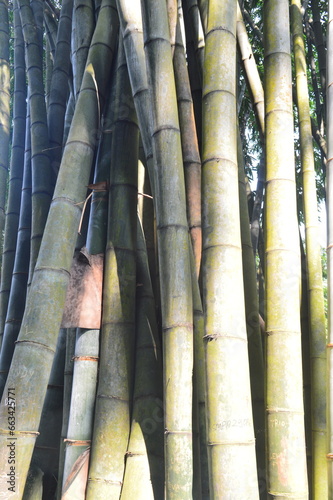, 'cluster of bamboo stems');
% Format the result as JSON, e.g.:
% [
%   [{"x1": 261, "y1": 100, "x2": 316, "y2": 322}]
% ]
[{"x1": 0, "y1": 0, "x2": 330, "y2": 498}]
